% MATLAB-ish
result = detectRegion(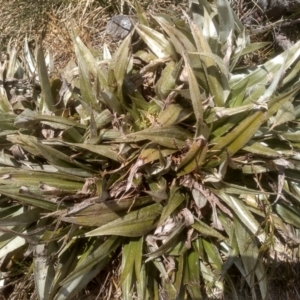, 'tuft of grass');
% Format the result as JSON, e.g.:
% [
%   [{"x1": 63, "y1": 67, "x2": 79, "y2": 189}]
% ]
[{"x1": 0, "y1": 1, "x2": 300, "y2": 299}]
